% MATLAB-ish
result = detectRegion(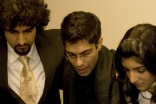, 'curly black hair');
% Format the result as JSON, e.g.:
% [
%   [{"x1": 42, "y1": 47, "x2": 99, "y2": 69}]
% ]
[{"x1": 0, "y1": 0, "x2": 50, "y2": 35}]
